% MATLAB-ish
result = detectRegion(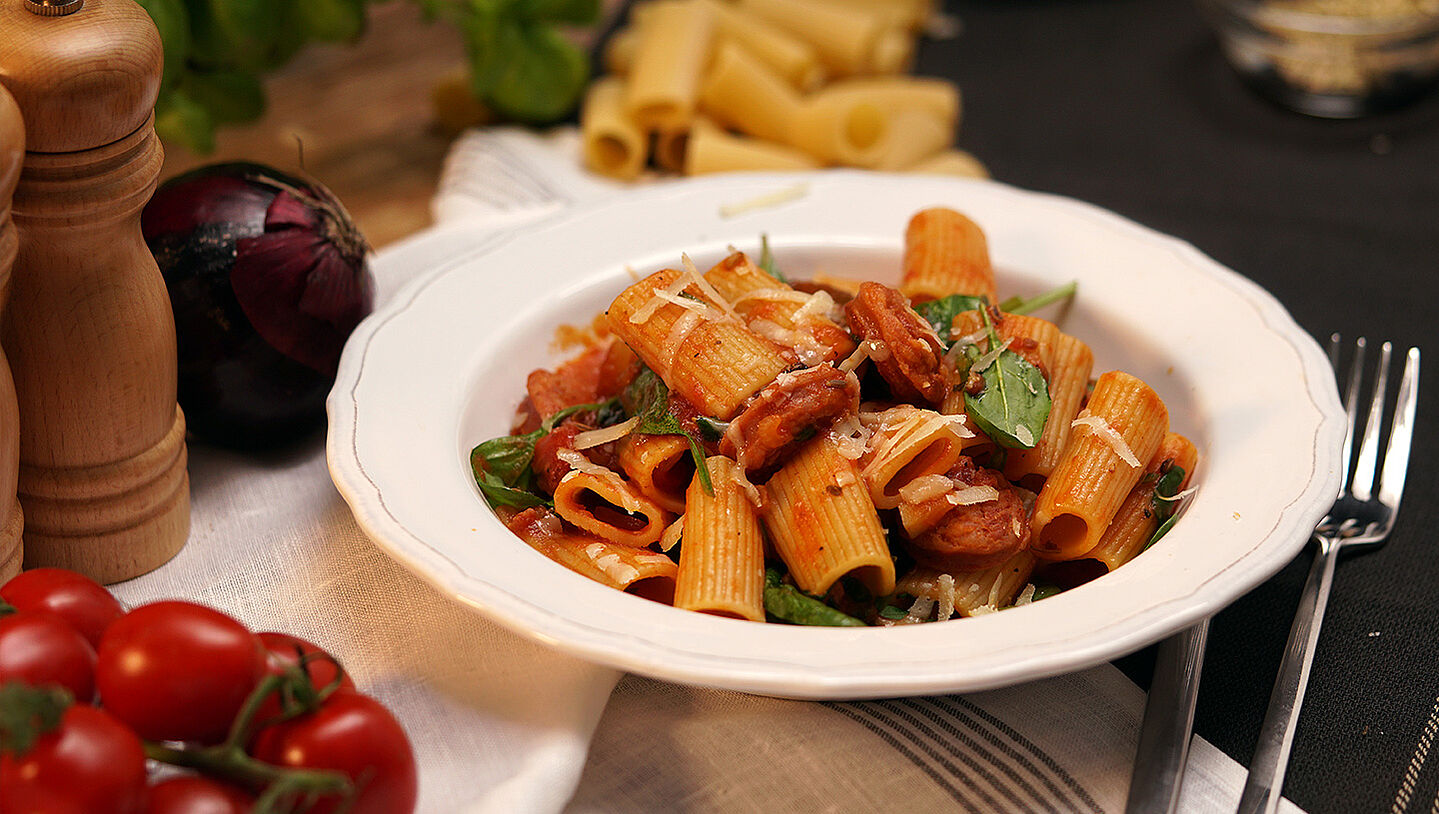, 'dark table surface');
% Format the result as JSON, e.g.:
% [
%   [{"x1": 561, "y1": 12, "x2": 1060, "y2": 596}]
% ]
[{"x1": 921, "y1": 2, "x2": 1437, "y2": 812}]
